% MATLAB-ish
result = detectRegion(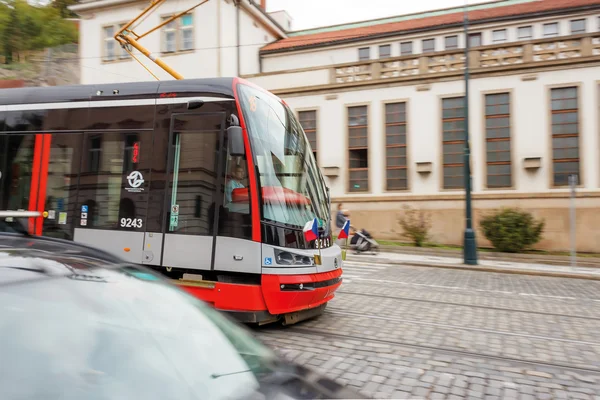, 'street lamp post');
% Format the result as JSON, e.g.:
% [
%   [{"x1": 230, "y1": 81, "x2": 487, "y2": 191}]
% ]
[{"x1": 463, "y1": 3, "x2": 478, "y2": 265}]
